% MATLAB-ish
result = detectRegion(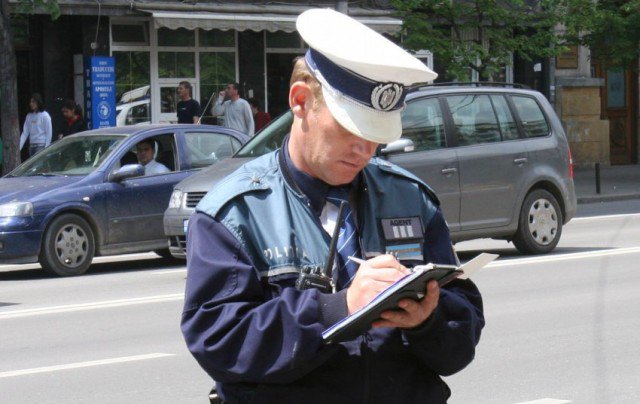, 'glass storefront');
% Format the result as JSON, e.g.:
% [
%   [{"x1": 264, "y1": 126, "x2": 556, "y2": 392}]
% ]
[{"x1": 110, "y1": 20, "x2": 237, "y2": 125}]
